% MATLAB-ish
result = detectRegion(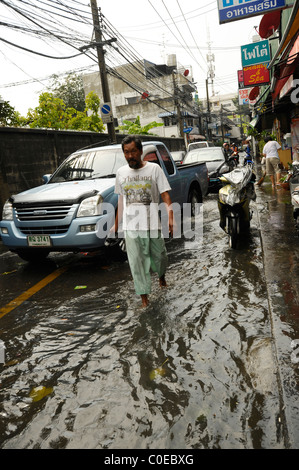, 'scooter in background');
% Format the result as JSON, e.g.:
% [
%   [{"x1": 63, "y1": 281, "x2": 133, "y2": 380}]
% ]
[{"x1": 218, "y1": 162, "x2": 256, "y2": 249}]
